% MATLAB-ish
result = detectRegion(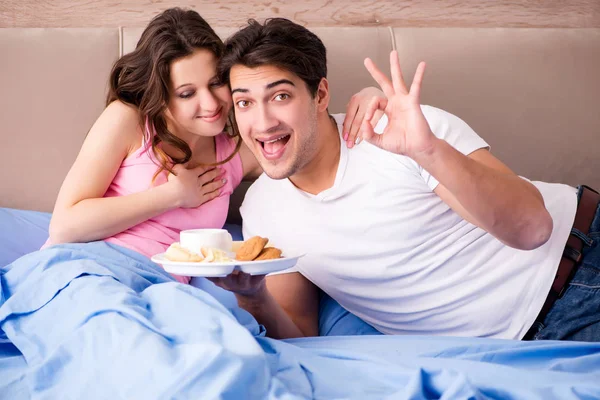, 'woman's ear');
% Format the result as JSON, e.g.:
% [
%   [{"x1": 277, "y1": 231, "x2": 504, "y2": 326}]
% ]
[
  {"x1": 316, "y1": 78, "x2": 330, "y2": 113},
  {"x1": 163, "y1": 102, "x2": 173, "y2": 121}
]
